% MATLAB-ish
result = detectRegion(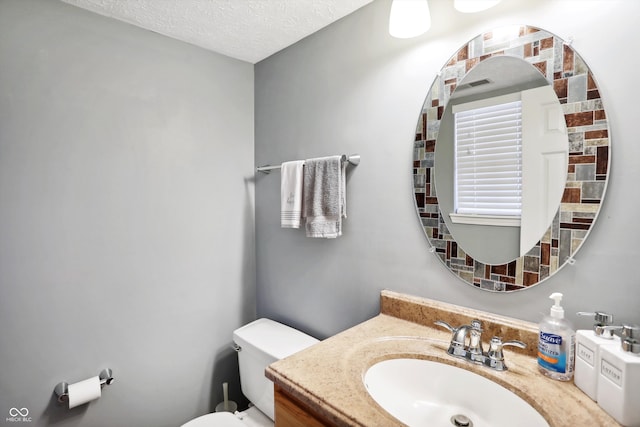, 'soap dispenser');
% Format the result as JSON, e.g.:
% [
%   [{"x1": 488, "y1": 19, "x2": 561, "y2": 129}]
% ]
[
  {"x1": 538, "y1": 293, "x2": 576, "y2": 381},
  {"x1": 597, "y1": 325, "x2": 640, "y2": 426},
  {"x1": 574, "y1": 311, "x2": 620, "y2": 401}
]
